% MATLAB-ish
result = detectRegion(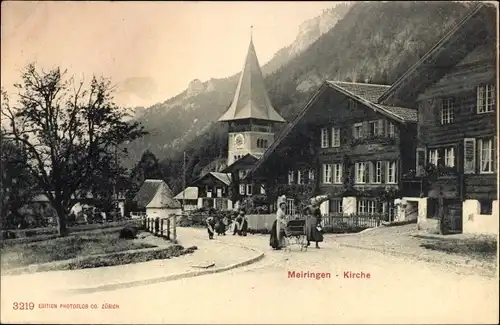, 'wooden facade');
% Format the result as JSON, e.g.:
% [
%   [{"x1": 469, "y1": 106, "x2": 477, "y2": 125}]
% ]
[
  {"x1": 249, "y1": 81, "x2": 418, "y2": 219},
  {"x1": 379, "y1": 4, "x2": 497, "y2": 233}
]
